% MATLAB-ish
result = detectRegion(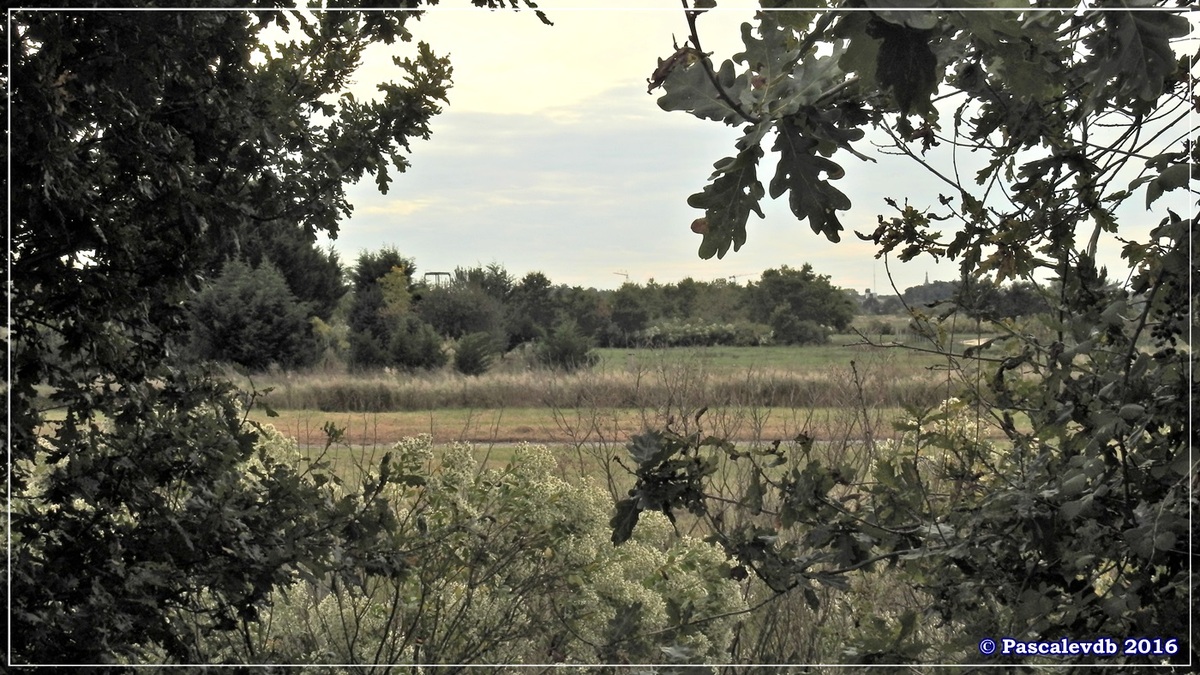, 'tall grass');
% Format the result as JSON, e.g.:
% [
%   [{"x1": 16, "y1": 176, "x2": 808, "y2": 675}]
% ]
[{"x1": 241, "y1": 345, "x2": 951, "y2": 413}]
